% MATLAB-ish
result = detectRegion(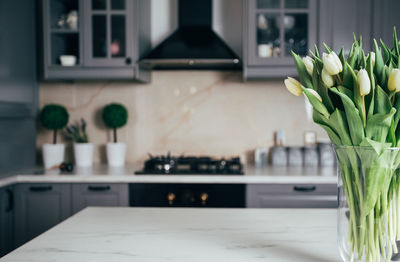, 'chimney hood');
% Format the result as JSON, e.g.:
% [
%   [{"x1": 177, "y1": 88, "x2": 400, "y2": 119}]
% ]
[{"x1": 139, "y1": 0, "x2": 241, "y2": 69}]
